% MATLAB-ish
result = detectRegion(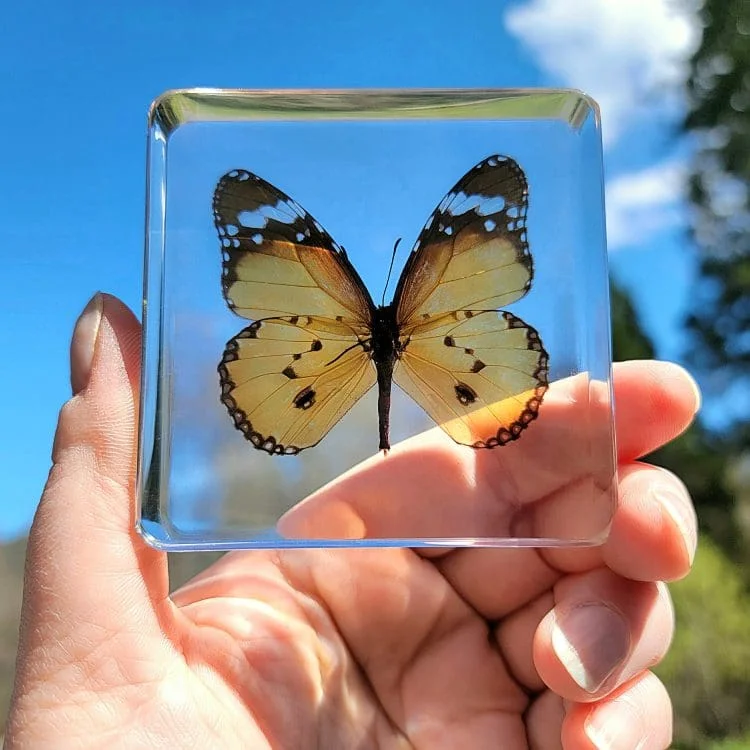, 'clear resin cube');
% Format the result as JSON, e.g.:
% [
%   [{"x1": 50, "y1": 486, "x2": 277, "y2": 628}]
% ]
[{"x1": 138, "y1": 88, "x2": 616, "y2": 551}]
